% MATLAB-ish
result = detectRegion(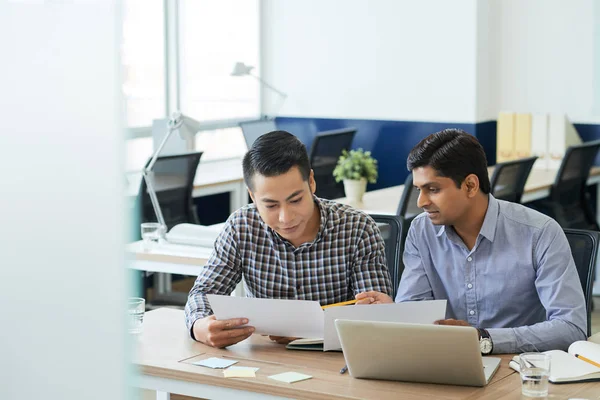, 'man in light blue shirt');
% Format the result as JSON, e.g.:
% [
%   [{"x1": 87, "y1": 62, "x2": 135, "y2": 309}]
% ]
[{"x1": 356, "y1": 129, "x2": 587, "y2": 354}]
